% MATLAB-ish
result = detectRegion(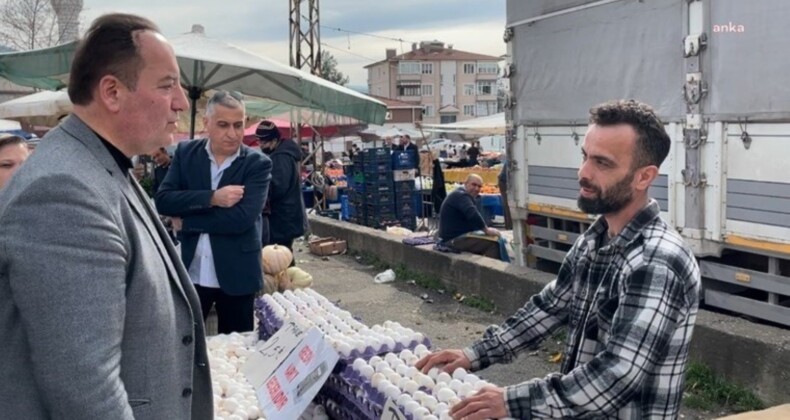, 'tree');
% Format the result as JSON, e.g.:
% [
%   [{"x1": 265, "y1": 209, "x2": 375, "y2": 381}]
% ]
[
  {"x1": 318, "y1": 50, "x2": 349, "y2": 86},
  {"x1": 0, "y1": 0, "x2": 70, "y2": 51}
]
